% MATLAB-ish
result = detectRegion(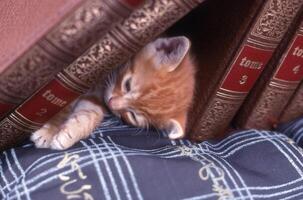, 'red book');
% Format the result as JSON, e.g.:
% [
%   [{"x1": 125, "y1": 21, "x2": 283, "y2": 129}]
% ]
[
  {"x1": 234, "y1": 18, "x2": 303, "y2": 129},
  {"x1": 0, "y1": 0, "x2": 204, "y2": 151},
  {"x1": 0, "y1": 0, "x2": 141, "y2": 119},
  {"x1": 167, "y1": 0, "x2": 303, "y2": 141},
  {"x1": 279, "y1": 81, "x2": 303, "y2": 123}
]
